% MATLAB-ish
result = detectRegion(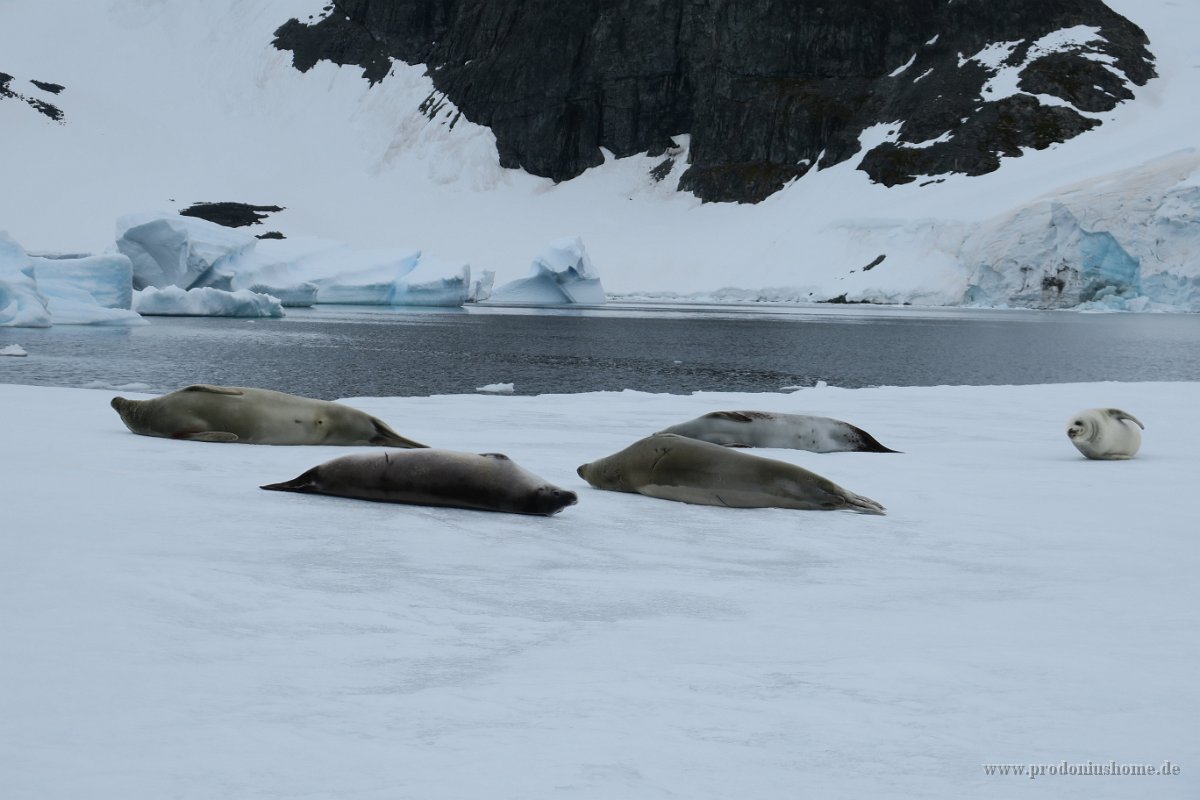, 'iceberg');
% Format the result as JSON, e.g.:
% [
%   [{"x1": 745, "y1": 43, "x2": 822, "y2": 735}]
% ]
[
  {"x1": 246, "y1": 282, "x2": 318, "y2": 307},
  {"x1": 133, "y1": 286, "x2": 284, "y2": 317},
  {"x1": 117, "y1": 213, "x2": 257, "y2": 291},
  {"x1": 41, "y1": 282, "x2": 148, "y2": 326},
  {"x1": 238, "y1": 241, "x2": 422, "y2": 303},
  {"x1": 0, "y1": 231, "x2": 51, "y2": 327},
  {"x1": 29, "y1": 252, "x2": 146, "y2": 325},
  {"x1": 468, "y1": 269, "x2": 495, "y2": 303},
  {"x1": 111, "y1": 226, "x2": 481, "y2": 308},
  {"x1": 31, "y1": 253, "x2": 135, "y2": 309},
  {"x1": 487, "y1": 237, "x2": 606, "y2": 305},
  {"x1": 384, "y1": 256, "x2": 471, "y2": 307},
  {"x1": 310, "y1": 248, "x2": 421, "y2": 304},
  {"x1": 229, "y1": 238, "x2": 469, "y2": 306}
]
